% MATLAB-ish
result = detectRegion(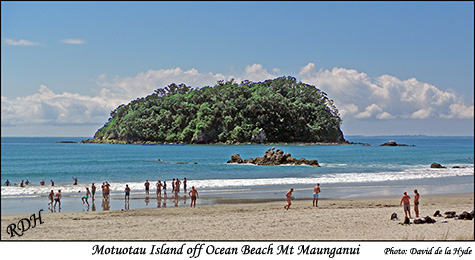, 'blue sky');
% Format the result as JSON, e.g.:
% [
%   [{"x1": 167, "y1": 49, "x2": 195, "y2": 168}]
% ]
[{"x1": 1, "y1": 1, "x2": 474, "y2": 137}]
